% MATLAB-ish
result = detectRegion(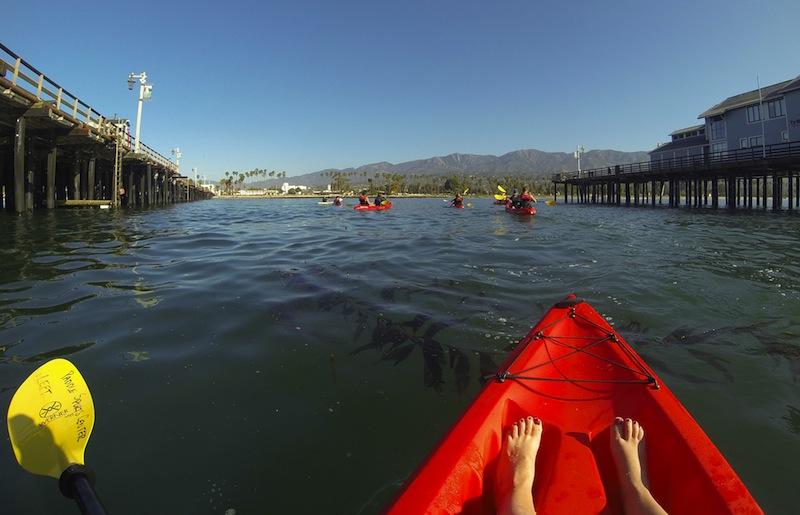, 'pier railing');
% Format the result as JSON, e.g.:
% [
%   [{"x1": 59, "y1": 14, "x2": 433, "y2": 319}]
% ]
[
  {"x1": 553, "y1": 141, "x2": 800, "y2": 182},
  {"x1": 0, "y1": 42, "x2": 176, "y2": 172}
]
